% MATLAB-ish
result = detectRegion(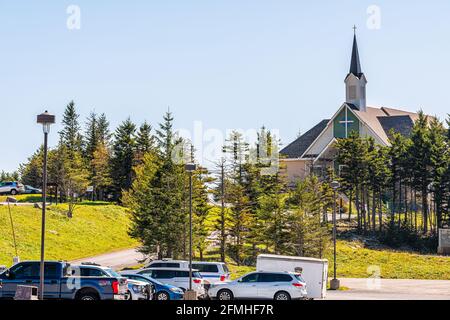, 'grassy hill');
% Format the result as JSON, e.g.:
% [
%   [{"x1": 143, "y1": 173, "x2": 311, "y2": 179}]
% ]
[
  {"x1": 1, "y1": 201, "x2": 449, "y2": 280},
  {"x1": 328, "y1": 238, "x2": 450, "y2": 280},
  {"x1": 0, "y1": 202, "x2": 138, "y2": 266}
]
